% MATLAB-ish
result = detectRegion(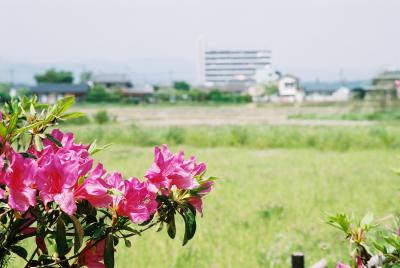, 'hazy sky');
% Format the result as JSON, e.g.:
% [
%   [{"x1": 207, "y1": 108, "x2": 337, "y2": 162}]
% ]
[{"x1": 0, "y1": 0, "x2": 399, "y2": 81}]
